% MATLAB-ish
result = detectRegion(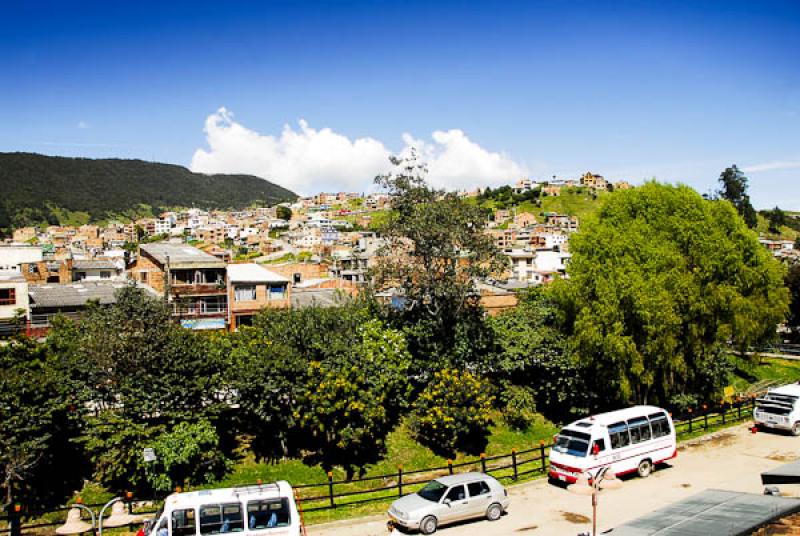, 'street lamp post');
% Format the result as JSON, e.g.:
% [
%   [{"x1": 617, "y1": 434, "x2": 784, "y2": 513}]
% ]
[{"x1": 568, "y1": 466, "x2": 623, "y2": 536}]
